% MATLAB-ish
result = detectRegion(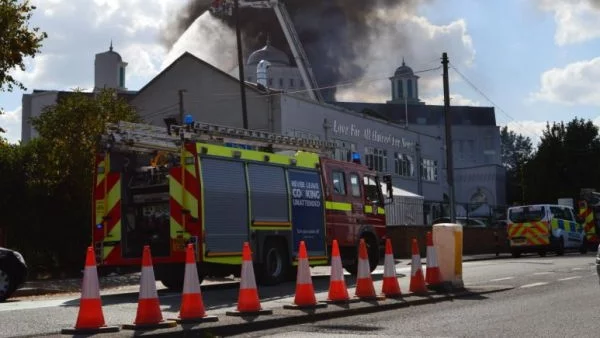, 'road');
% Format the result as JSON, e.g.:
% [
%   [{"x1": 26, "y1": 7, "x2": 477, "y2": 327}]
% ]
[
  {"x1": 0, "y1": 253, "x2": 597, "y2": 337},
  {"x1": 235, "y1": 254, "x2": 600, "y2": 338}
]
